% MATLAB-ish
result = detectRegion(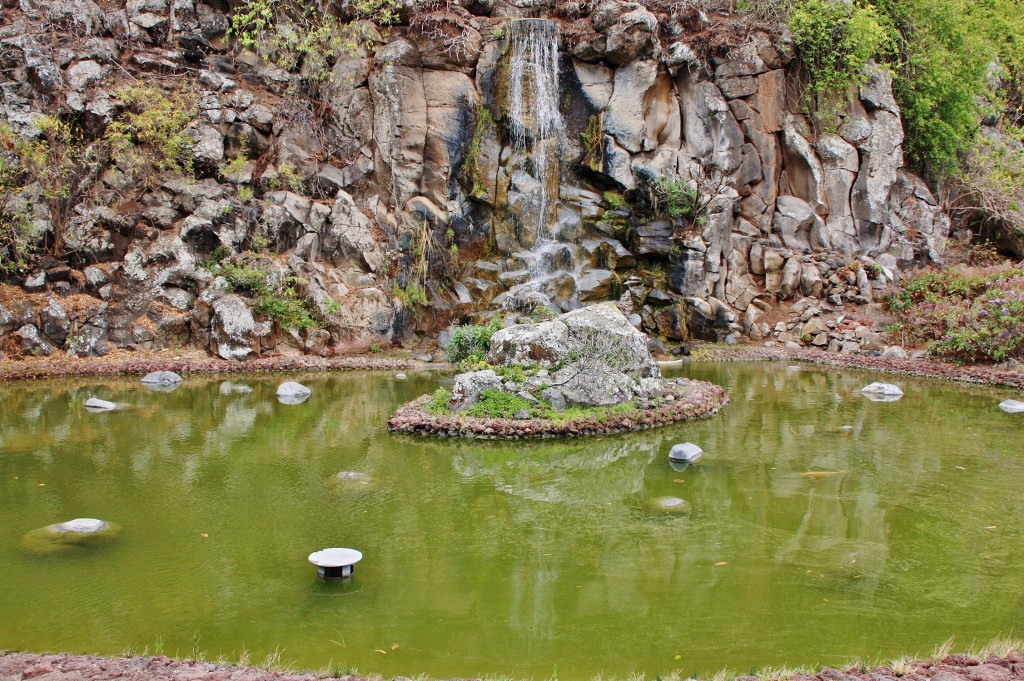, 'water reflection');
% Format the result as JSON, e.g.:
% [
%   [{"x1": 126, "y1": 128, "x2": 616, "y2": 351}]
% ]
[{"x1": 0, "y1": 365, "x2": 1023, "y2": 679}]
